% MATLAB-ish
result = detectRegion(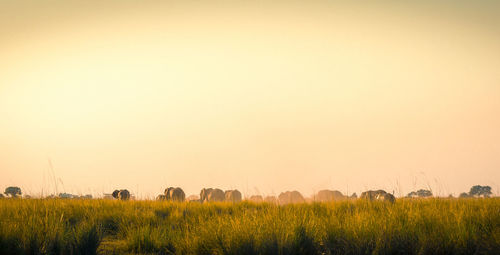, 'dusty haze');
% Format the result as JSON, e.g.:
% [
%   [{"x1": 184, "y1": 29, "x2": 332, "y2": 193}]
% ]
[{"x1": 1, "y1": 0, "x2": 499, "y2": 198}]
